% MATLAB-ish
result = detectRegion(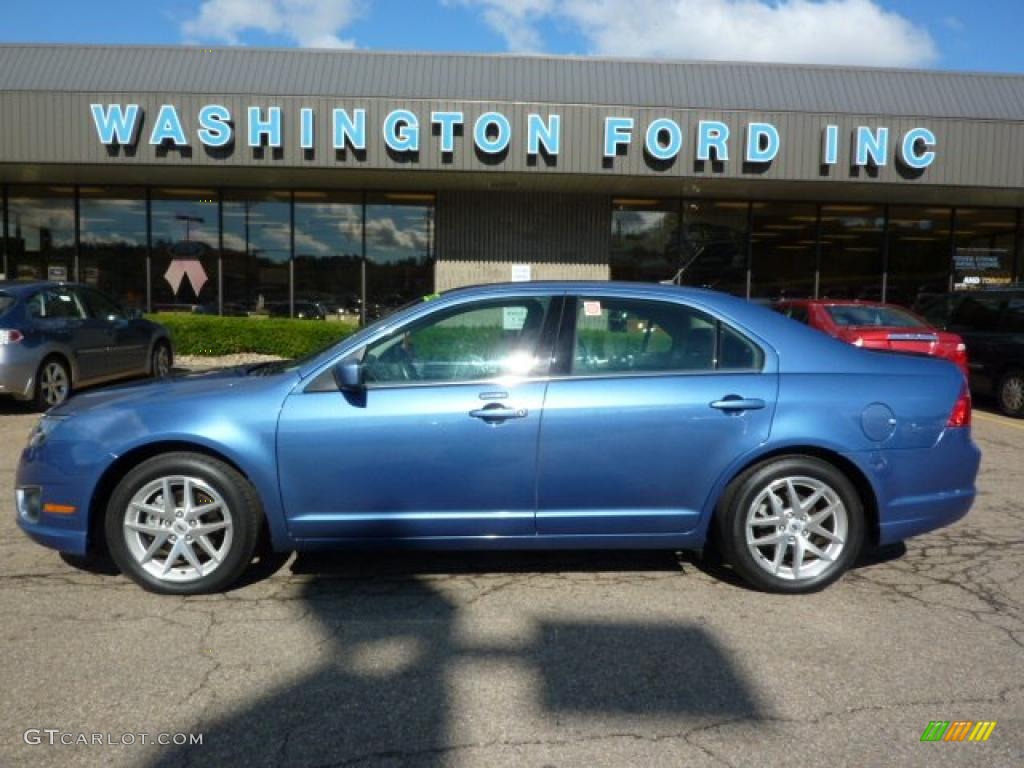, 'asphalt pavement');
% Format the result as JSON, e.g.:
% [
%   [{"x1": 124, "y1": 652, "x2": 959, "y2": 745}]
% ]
[{"x1": 0, "y1": 402, "x2": 1021, "y2": 767}]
